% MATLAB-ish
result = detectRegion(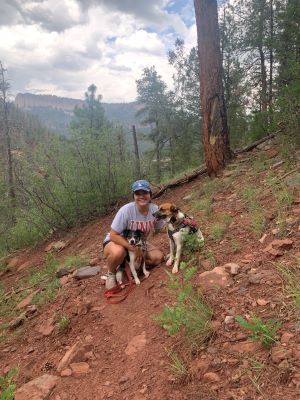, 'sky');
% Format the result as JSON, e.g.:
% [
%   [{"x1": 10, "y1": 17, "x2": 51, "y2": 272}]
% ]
[{"x1": 0, "y1": 0, "x2": 197, "y2": 103}]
